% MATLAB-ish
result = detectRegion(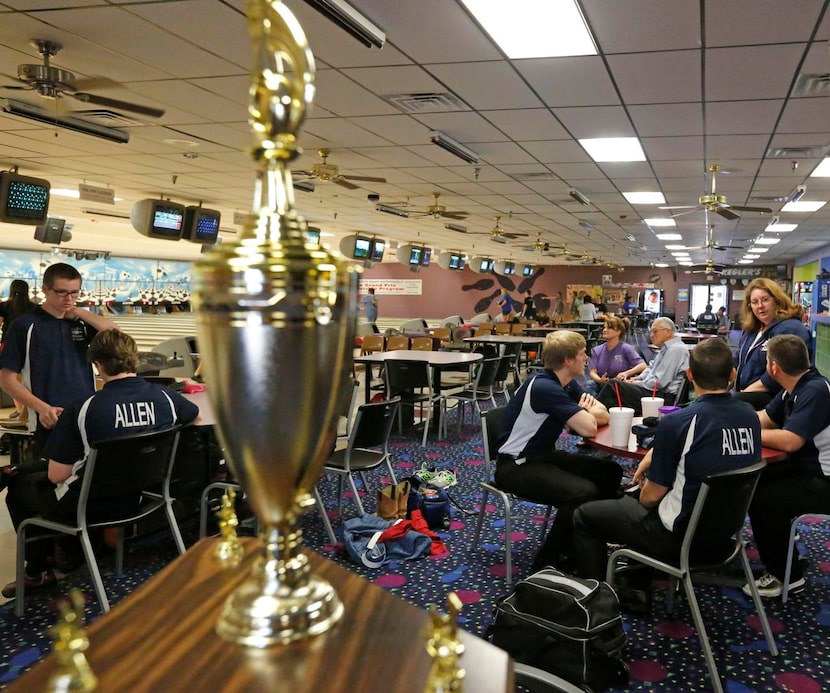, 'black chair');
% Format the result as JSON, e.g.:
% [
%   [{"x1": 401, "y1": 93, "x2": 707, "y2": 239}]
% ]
[
  {"x1": 385, "y1": 360, "x2": 444, "y2": 446},
  {"x1": 671, "y1": 372, "x2": 692, "y2": 406},
  {"x1": 444, "y1": 357, "x2": 500, "y2": 431},
  {"x1": 473, "y1": 407, "x2": 552, "y2": 586},
  {"x1": 15, "y1": 426, "x2": 186, "y2": 615},
  {"x1": 606, "y1": 460, "x2": 777, "y2": 693},
  {"x1": 318, "y1": 398, "x2": 400, "y2": 518}
]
